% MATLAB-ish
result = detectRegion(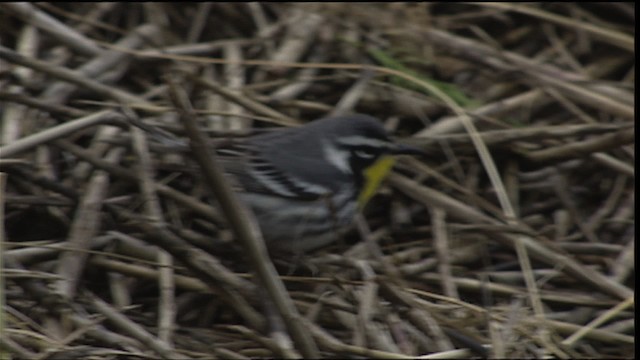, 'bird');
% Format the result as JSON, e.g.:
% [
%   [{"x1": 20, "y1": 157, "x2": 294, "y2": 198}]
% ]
[{"x1": 210, "y1": 114, "x2": 423, "y2": 253}]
